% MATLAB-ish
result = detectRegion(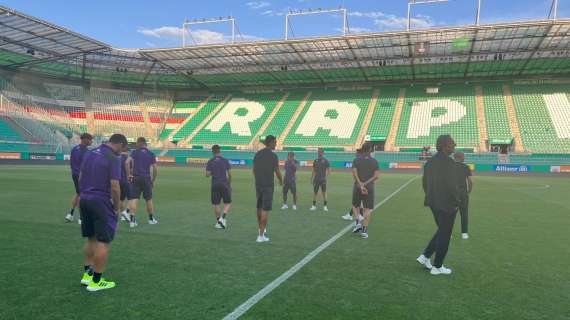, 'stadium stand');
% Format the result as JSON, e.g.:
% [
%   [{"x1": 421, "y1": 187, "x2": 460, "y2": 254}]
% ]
[
  {"x1": 482, "y1": 84, "x2": 513, "y2": 144},
  {"x1": 190, "y1": 92, "x2": 285, "y2": 146},
  {"x1": 283, "y1": 88, "x2": 372, "y2": 147},
  {"x1": 394, "y1": 84, "x2": 480, "y2": 149},
  {"x1": 511, "y1": 83, "x2": 570, "y2": 152},
  {"x1": 366, "y1": 87, "x2": 400, "y2": 141}
]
